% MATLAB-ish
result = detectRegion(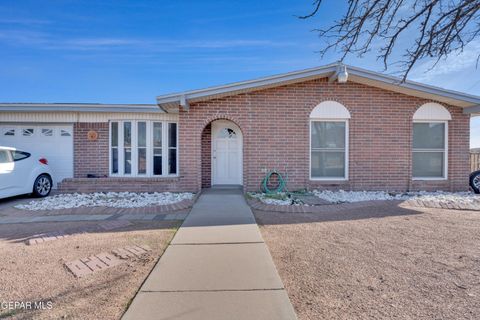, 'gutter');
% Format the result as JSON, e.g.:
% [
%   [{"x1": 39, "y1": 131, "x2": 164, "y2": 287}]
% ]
[
  {"x1": 464, "y1": 105, "x2": 480, "y2": 115},
  {"x1": 0, "y1": 103, "x2": 163, "y2": 113}
]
